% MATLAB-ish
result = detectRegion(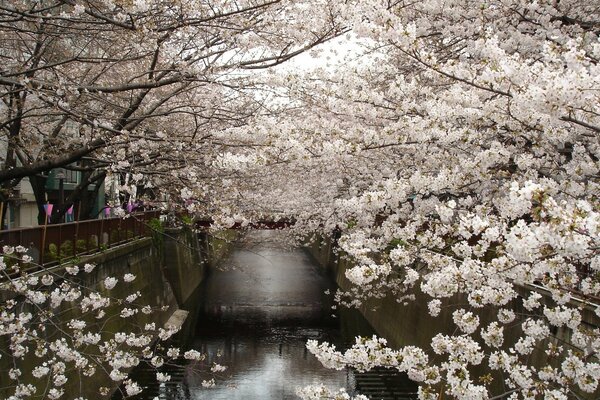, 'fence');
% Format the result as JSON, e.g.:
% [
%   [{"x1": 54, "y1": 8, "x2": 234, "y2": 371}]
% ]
[{"x1": 0, "y1": 211, "x2": 161, "y2": 270}]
